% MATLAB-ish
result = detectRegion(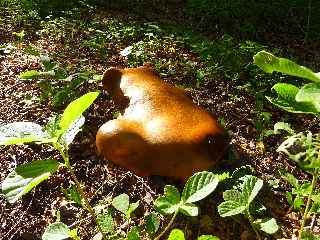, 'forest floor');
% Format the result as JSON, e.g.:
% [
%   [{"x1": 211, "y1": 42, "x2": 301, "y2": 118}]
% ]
[{"x1": 1, "y1": 3, "x2": 320, "y2": 240}]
